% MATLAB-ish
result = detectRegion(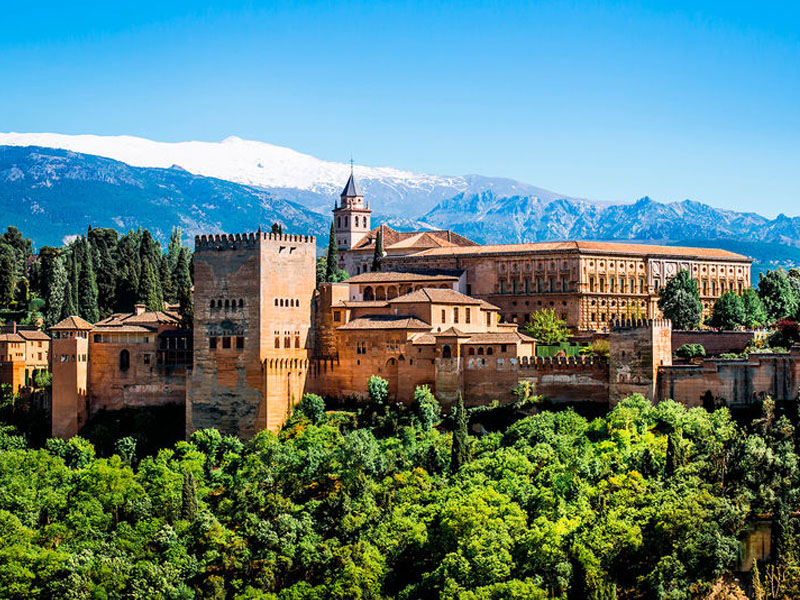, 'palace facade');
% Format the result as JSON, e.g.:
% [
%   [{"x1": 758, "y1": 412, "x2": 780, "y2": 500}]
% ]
[{"x1": 46, "y1": 172, "x2": 772, "y2": 441}]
